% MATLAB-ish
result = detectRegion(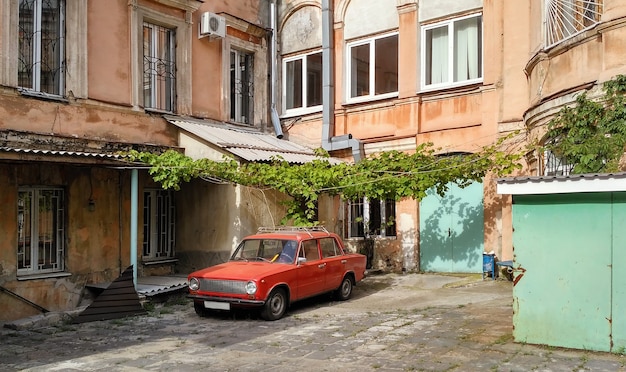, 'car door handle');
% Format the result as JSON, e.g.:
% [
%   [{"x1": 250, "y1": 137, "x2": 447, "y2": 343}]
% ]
[
  {"x1": 341, "y1": 259, "x2": 347, "y2": 264},
  {"x1": 318, "y1": 263, "x2": 327, "y2": 269}
]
